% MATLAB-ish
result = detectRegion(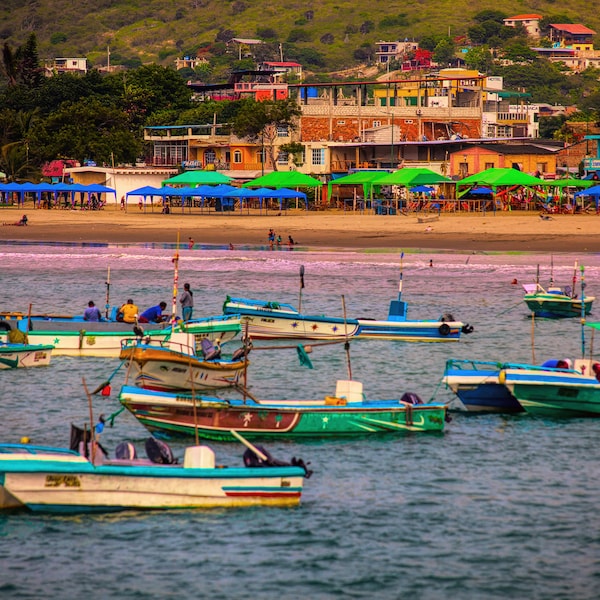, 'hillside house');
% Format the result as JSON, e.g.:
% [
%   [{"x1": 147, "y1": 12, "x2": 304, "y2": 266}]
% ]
[{"x1": 503, "y1": 14, "x2": 542, "y2": 38}]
